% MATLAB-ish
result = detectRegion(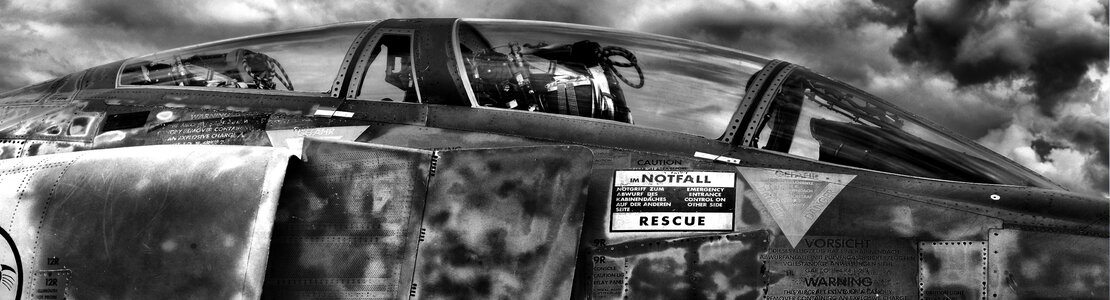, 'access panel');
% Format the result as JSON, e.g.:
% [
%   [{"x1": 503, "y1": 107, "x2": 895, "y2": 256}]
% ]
[
  {"x1": 263, "y1": 138, "x2": 594, "y2": 299},
  {"x1": 0, "y1": 145, "x2": 291, "y2": 299}
]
